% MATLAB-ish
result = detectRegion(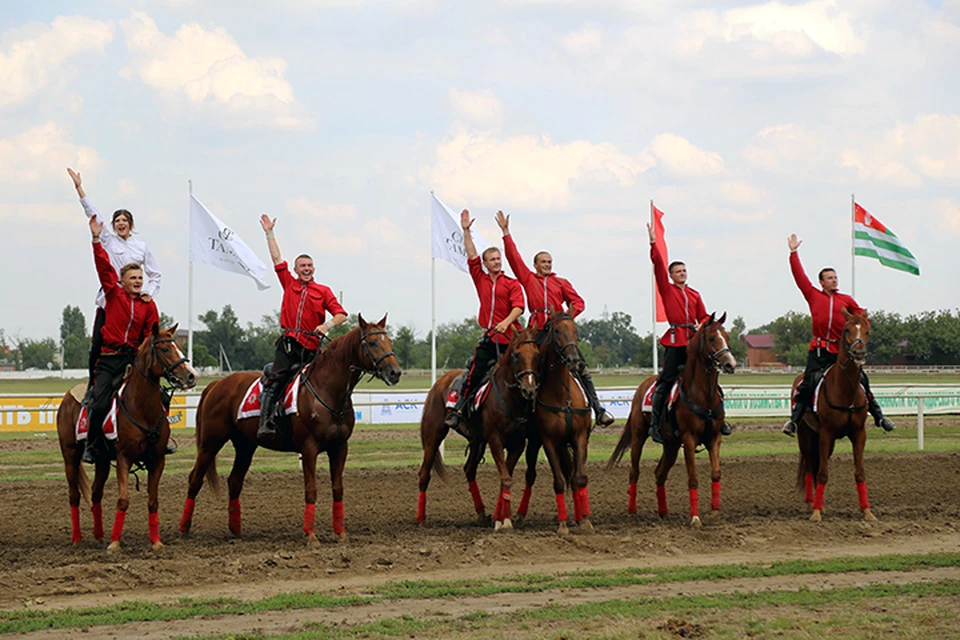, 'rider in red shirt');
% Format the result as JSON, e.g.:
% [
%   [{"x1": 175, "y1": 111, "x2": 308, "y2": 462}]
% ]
[
  {"x1": 83, "y1": 217, "x2": 160, "y2": 463},
  {"x1": 443, "y1": 210, "x2": 526, "y2": 429},
  {"x1": 258, "y1": 215, "x2": 348, "y2": 443},
  {"x1": 781, "y1": 234, "x2": 895, "y2": 436},
  {"x1": 496, "y1": 211, "x2": 614, "y2": 427}
]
